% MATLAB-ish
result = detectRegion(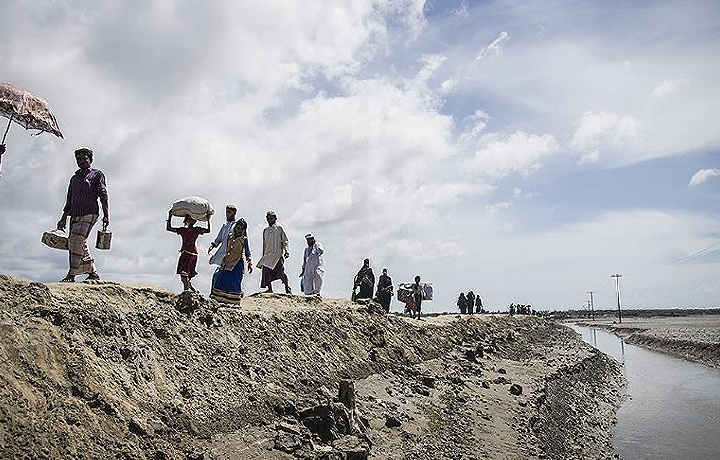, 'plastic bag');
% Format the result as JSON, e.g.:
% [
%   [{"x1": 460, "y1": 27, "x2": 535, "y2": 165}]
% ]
[{"x1": 170, "y1": 196, "x2": 215, "y2": 221}]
